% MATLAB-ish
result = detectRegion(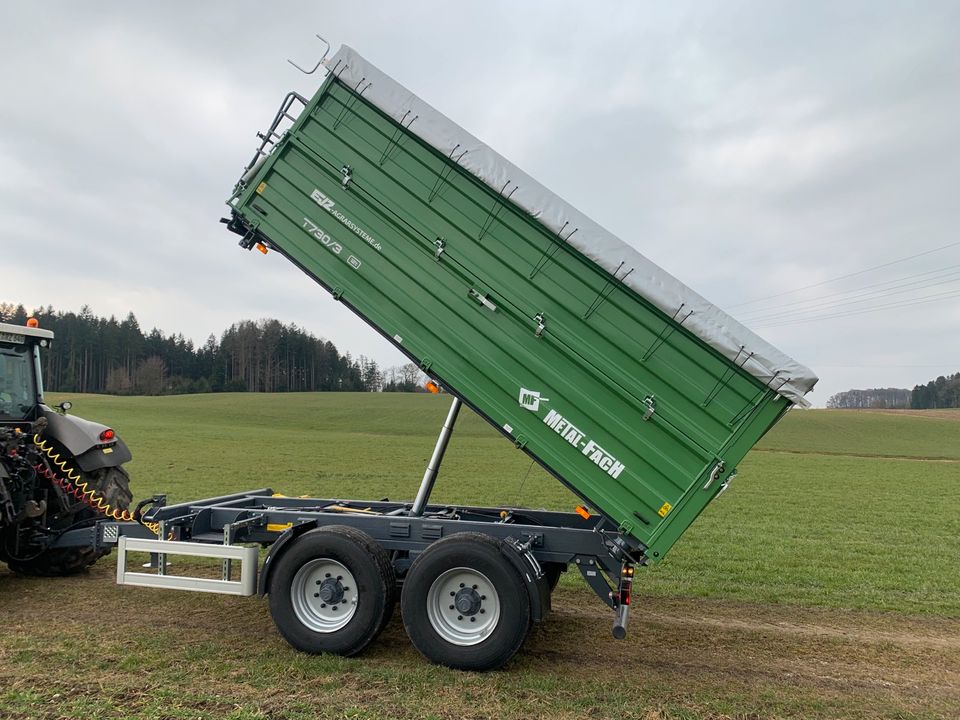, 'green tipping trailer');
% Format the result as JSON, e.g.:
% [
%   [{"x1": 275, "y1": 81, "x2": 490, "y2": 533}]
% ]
[
  {"x1": 137, "y1": 41, "x2": 831, "y2": 669},
  {"x1": 225, "y1": 45, "x2": 816, "y2": 563}
]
